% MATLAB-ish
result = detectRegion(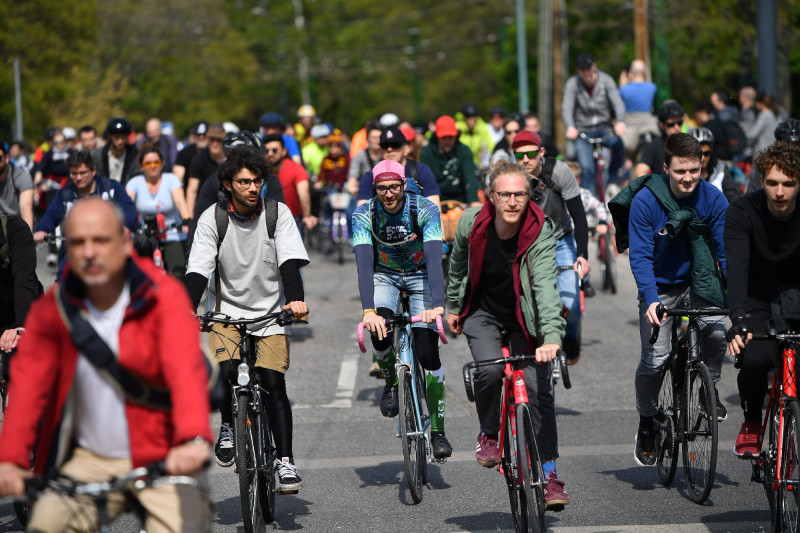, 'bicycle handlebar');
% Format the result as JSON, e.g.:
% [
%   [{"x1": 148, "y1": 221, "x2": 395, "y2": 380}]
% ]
[
  {"x1": 461, "y1": 350, "x2": 571, "y2": 401},
  {"x1": 357, "y1": 314, "x2": 447, "y2": 353},
  {"x1": 578, "y1": 129, "x2": 615, "y2": 144},
  {"x1": 648, "y1": 304, "x2": 729, "y2": 345},
  {"x1": 199, "y1": 309, "x2": 309, "y2": 331}
]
